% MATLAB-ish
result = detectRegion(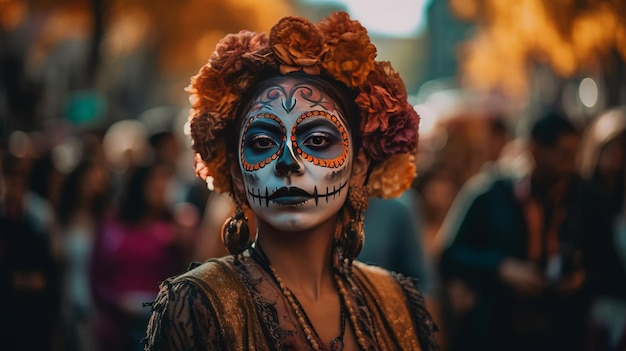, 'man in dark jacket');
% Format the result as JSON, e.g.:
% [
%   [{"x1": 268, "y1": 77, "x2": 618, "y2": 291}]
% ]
[{"x1": 440, "y1": 112, "x2": 588, "y2": 351}]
